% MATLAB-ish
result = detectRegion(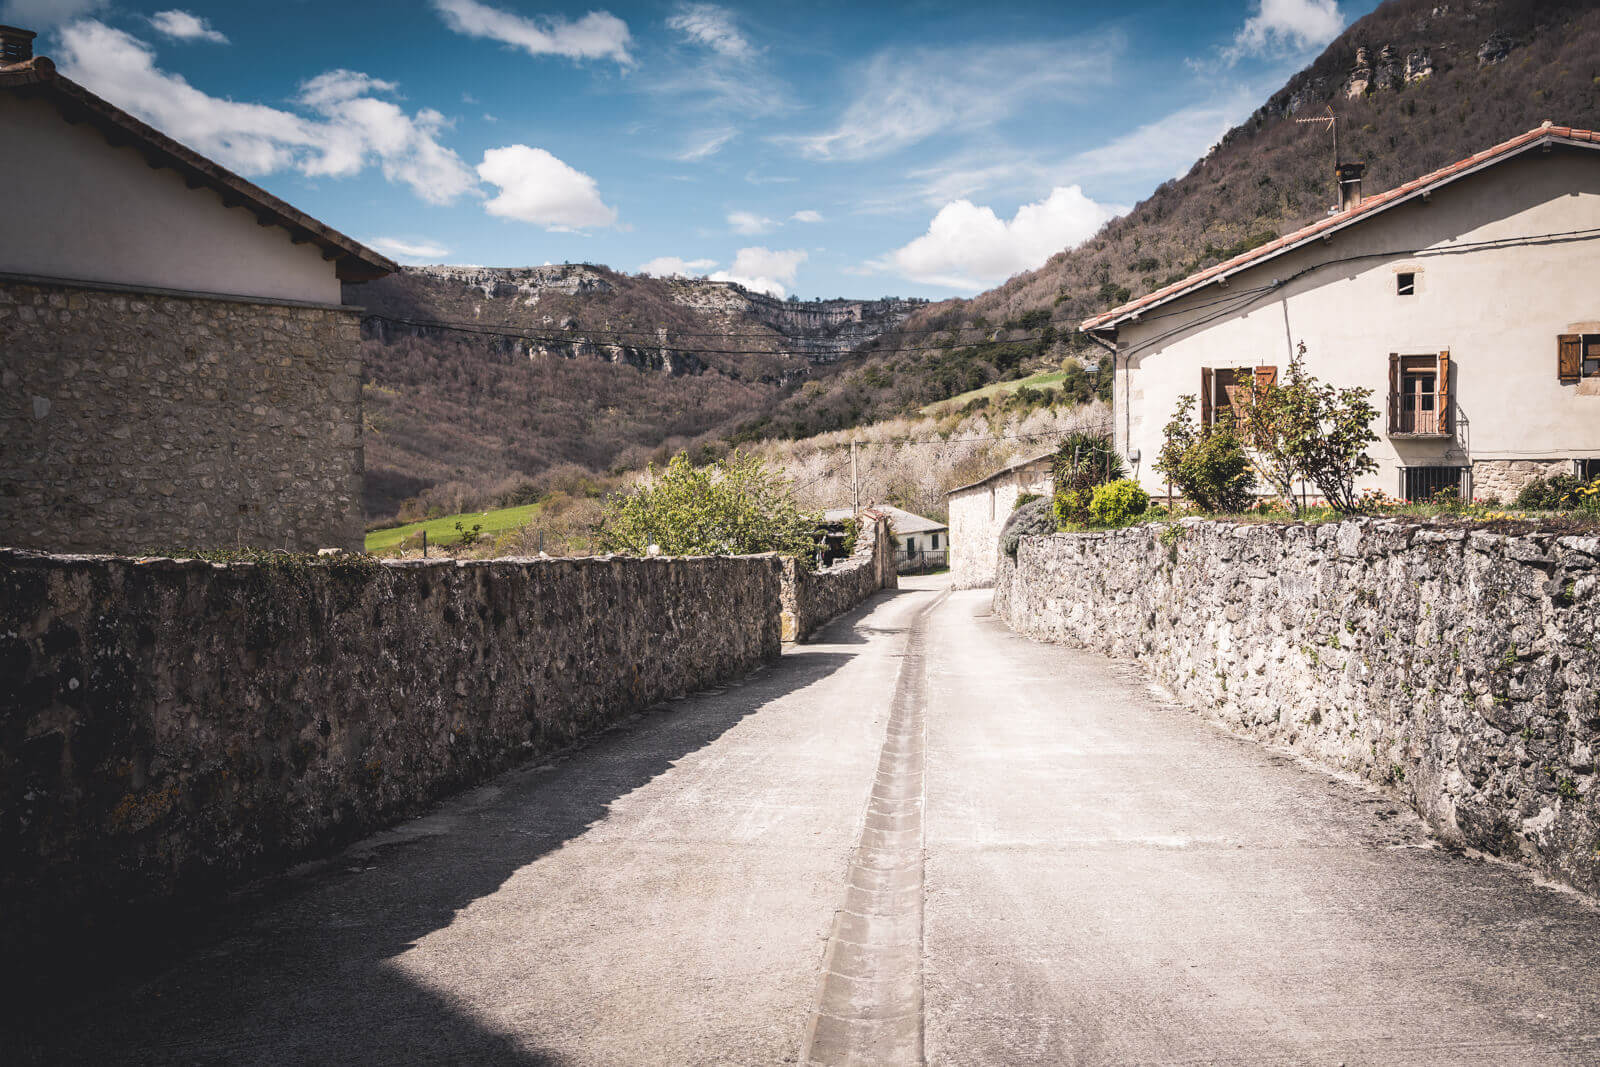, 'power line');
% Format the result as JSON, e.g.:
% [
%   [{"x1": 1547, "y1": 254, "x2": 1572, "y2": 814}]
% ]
[
  {"x1": 363, "y1": 312, "x2": 1080, "y2": 359},
  {"x1": 366, "y1": 311, "x2": 1070, "y2": 345}
]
